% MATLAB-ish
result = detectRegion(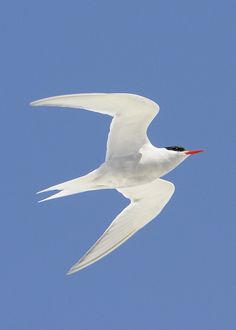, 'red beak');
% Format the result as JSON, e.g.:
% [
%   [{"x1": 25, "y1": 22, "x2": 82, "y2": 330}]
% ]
[{"x1": 185, "y1": 149, "x2": 204, "y2": 155}]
